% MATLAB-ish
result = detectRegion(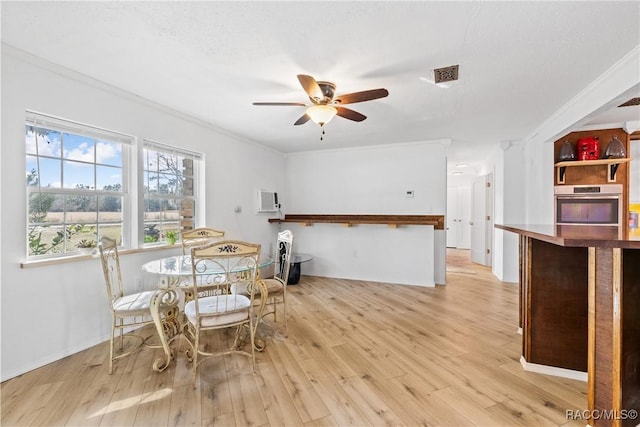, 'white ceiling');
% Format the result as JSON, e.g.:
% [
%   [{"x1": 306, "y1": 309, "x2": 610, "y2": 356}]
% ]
[{"x1": 2, "y1": 1, "x2": 639, "y2": 175}]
